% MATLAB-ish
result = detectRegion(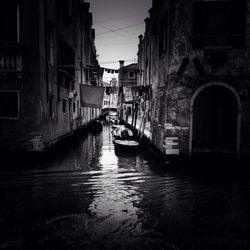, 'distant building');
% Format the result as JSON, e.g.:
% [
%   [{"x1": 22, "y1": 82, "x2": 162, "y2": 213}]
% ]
[
  {"x1": 110, "y1": 77, "x2": 117, "y2": 87},
  {"x1": 118, "y1": 60, "x2": 139, "y2": 118},
  {"x1": 102, "y1": 78, "x2": 118, "y2": 110},
  {"x1": 118, "y1": 60, "x2": 138, "y2": 88},
  {"x1": 137, "y1": 0, "x2": 250, "y2": 157},
  {"x1": 0, "y1": 0, "x2": 102, "y2": 152}
]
